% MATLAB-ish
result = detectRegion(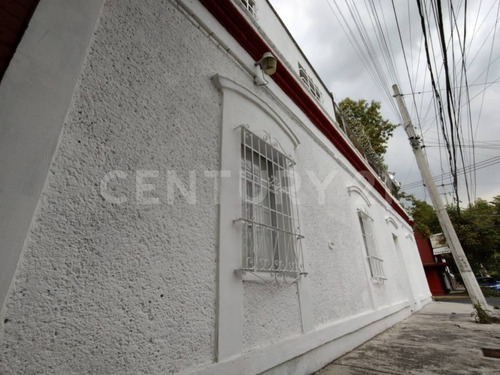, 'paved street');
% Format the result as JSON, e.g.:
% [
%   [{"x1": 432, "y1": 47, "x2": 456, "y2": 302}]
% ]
[
  {"x1": 434, "y1": 296, "x2": 500, "y2": 307},
  {"x1": 317, "y1": 302, "x2": 500, "y2": 375}
]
